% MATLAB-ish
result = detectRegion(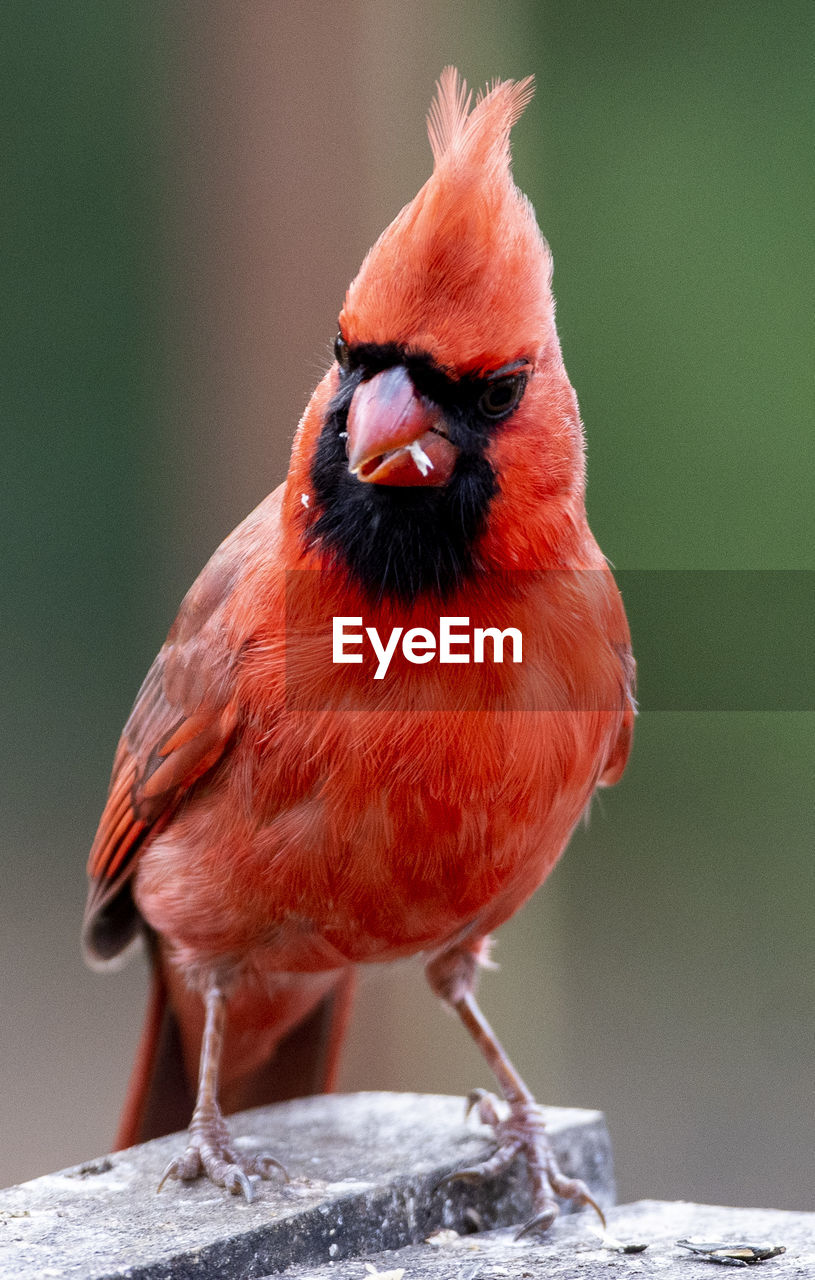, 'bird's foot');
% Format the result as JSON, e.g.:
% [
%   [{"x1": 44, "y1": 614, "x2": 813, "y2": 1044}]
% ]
[
  {"x1": 442, "y1": 1089, "x2": 605, "y2": 1237},
  {"x1": 157, "y1": 1108, "x2": 287, "y2": 1203}
]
